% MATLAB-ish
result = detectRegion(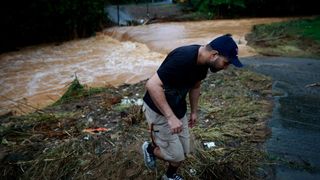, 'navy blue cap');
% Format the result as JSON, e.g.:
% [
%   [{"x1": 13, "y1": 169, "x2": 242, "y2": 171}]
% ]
[{"x1": 209, "y1": 34, "x2": 243, "y2": 67}]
